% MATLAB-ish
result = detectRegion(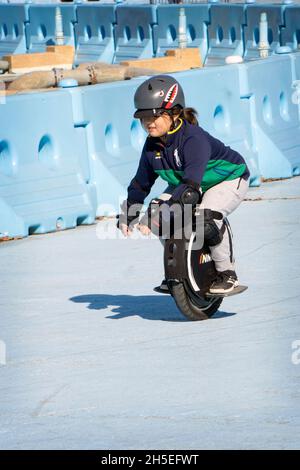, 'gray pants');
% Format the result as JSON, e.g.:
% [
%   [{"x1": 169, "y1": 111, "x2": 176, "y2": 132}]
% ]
[{"x1": 158, "y1": 177, "x2": 249, "y2": 272}]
